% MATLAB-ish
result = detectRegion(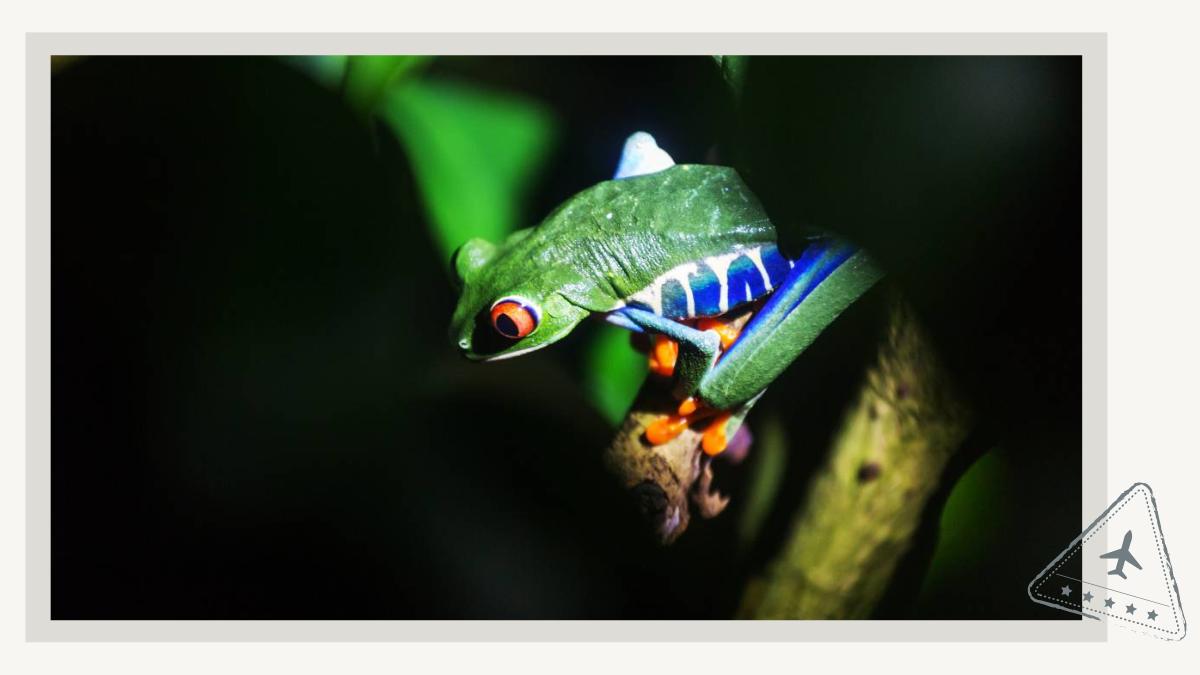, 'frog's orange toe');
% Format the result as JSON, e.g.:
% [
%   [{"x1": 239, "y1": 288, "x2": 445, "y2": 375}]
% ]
[
  {"x1": 645, "y1": 415, "x2": 689, "y2": 445},
  {"x1": 646, "y1": 398, "x2": 724, "y2": 447},
  {"x1": 647, "y1": 335, "x2": 679, "y2": 377},
  {"x1": 676, "y1": 396, "x2": 699, "y2": 416},
  {"x1": 701, "y1": 412, "x2": 733, "y2": 456},
  {"x1": 696, "y1": 317, "x2": 743, "y2": 351}
]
